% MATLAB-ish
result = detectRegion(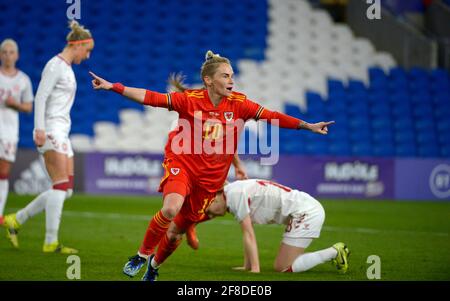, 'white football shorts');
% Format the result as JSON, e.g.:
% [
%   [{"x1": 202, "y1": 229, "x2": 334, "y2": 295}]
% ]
[
  {"x1": 37, "y1": 131, "x2": 74, "y2": 158},
  {"x1": 0, "y1": 139, "x2": 17, "y2": 162},
  {"x1": 282, "y1": 194, "x2": 325, "y2": 248}
]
